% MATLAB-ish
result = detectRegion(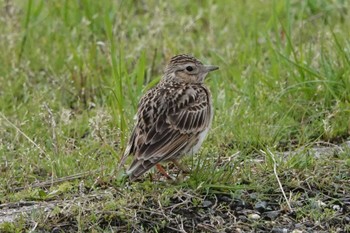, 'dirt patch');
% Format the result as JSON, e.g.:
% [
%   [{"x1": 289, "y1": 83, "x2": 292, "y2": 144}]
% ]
[{"x1": 2, "y1": 187, "x2": 349, "y2": 232}]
